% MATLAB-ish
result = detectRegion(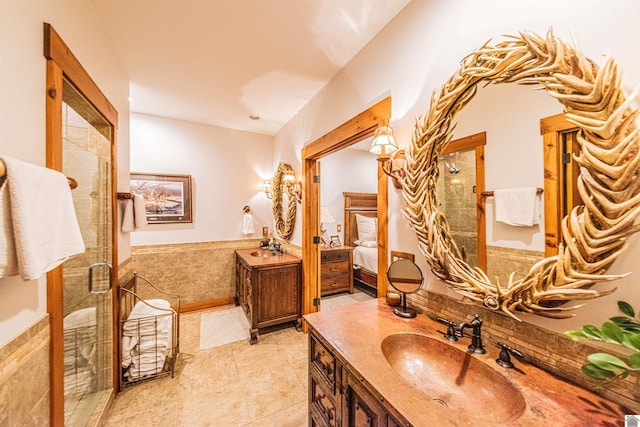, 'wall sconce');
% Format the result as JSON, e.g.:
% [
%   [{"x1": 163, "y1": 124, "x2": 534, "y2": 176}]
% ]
[
  {"x1": 368, "y1": 125, "x2": 406, "y2": 190},
  {"x1": 261, "y1": 180, "x2": 273, "y2": 199}
]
